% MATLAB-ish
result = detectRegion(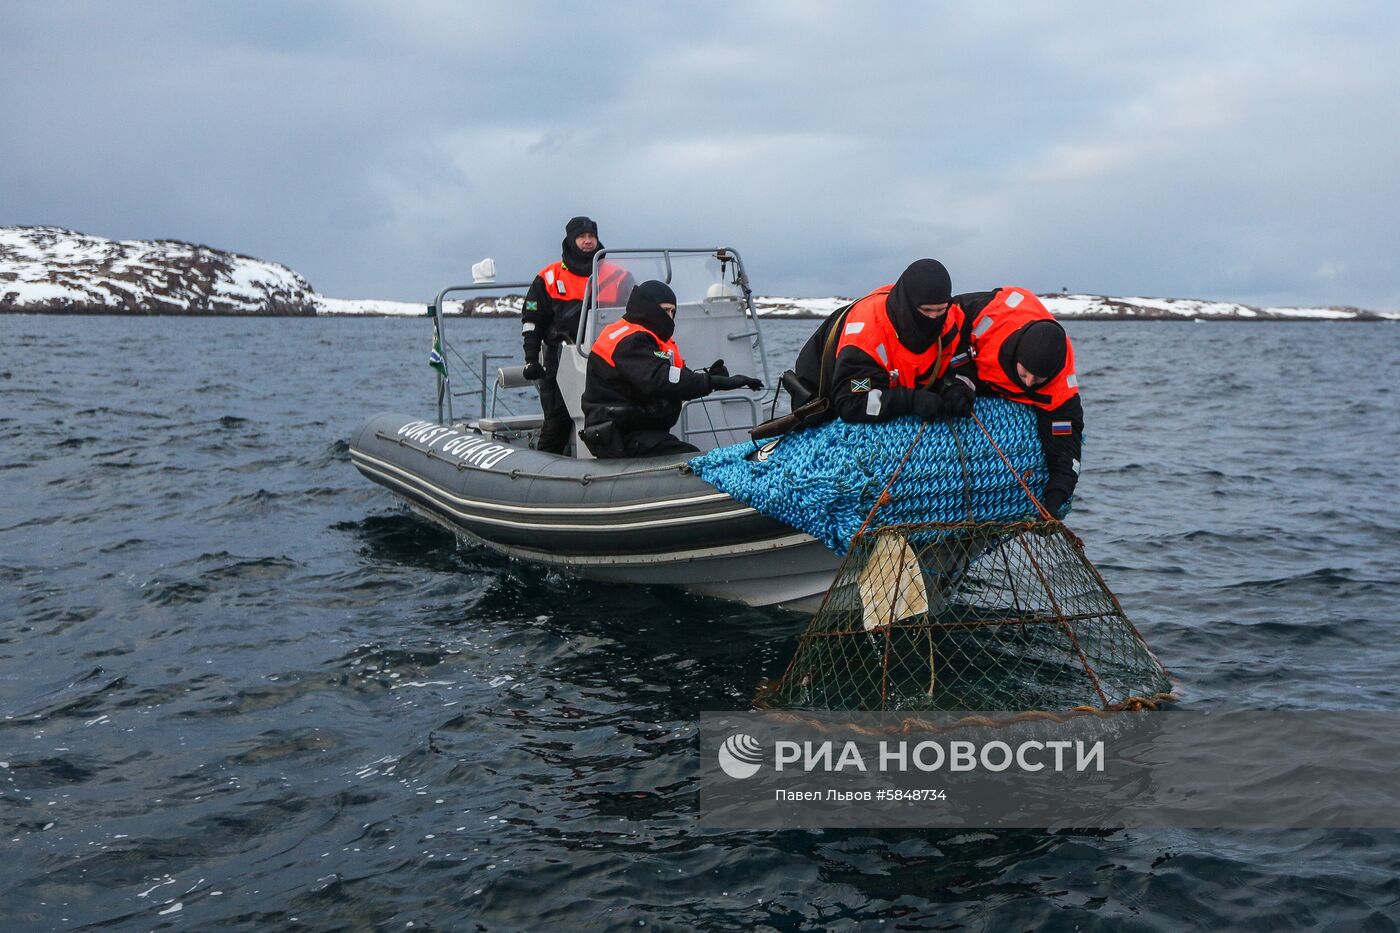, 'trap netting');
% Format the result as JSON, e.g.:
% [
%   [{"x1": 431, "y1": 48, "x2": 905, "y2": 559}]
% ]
[
  {"x1": 757, "y1": 519, "x2": 1173, "y2": 712},
  {"x1": 756, "y1": 412, "x2": 1173, "y2": 713}
]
